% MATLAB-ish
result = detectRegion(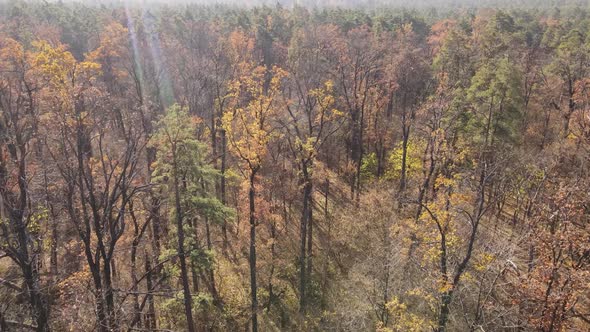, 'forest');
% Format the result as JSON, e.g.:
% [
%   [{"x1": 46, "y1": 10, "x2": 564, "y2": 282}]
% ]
[{"x1": 1, "y1": 0, "x2": 590, "y2": 331}]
